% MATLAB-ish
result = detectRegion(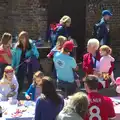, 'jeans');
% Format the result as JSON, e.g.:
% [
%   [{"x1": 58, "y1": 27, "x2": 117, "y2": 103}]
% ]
[
  {"x1": 16, "y1": 63, "x2": 27, "y2": 93},
  {"x1": 57, "y1": 80, "x2": 76, "y2": 98}
]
